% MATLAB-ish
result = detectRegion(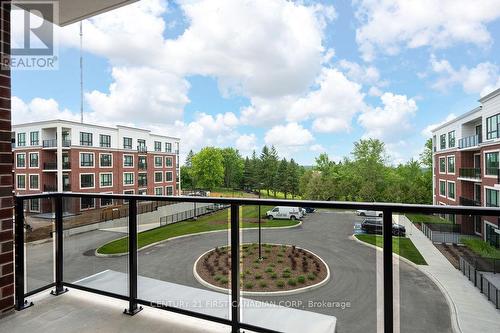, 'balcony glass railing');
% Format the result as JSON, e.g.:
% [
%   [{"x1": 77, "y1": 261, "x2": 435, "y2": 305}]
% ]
[
  {"x1": 459, "y1": 168, "x2": 481, "y2": 179},
  {"x1": 459, "y1": 196, "x2": 481, "y2": 206},
  {"x1": 458, "y1": 135, "x2": 481, "y2": 149},
  {"x1": 14, "y1": 193, "x2": 500, "y2": 333},
  {"x1": 42, "y1": 139, "x2": 71, "y2": 147}
]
